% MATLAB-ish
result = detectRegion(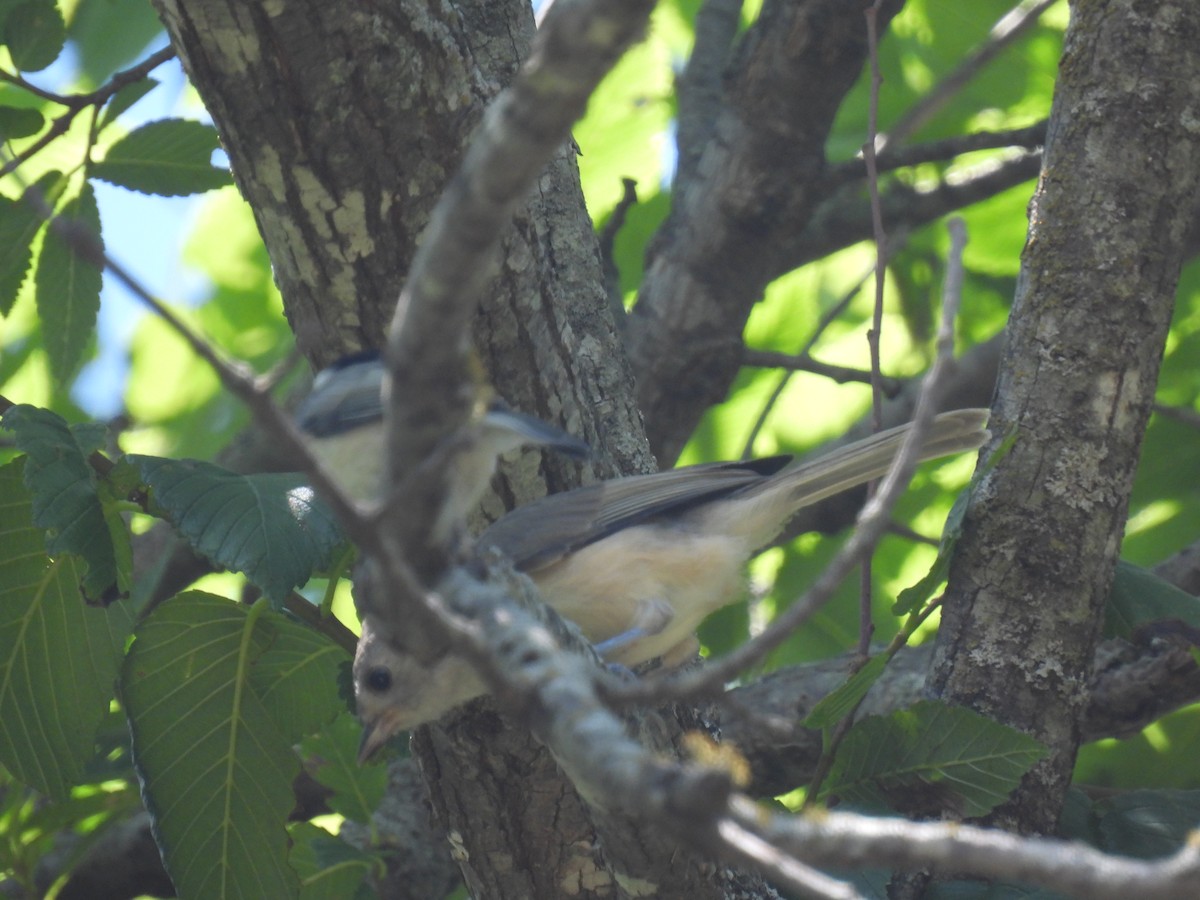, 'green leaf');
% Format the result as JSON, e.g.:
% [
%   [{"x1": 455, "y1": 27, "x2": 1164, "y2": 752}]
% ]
[
  {"x1": 1, "y1": 404, "x2": 130, "y2": 600},
  {"x1": 288, "y1": 822, "x2": 376, "y2": 900},
  {"x1": 823, "y1": 700, "x2": 1047, "y2": 818},
  {"x1": 0, "y1": 170, "x2": 63, "y2": 317},
  {"x1": 251, "y1": 612, "x2": 350, "y2": 741},
  {"x1": 803, "y1": 653, "x2": 890, "y2": 731},
  {"x1": 300, "y1": 713, "x2": 389, "y2": 823},
  {"x1": 97, "y1": 76, "x2": 159, "y2": 131},
  {"x1": 122, "y1": 593, "x2": 302, "y2": 899},
  {"x1": 0, "y1": 0, "x2": 17, "y2": 30},
  {"x1": 1105, "y1": 559, "x2": 1200, "y2": 640},
  {"x1": 34, "y1": 182, "x2": 103, "y2": 384},
  {"x1": 129, "y1": 455, "x2": 345, "y2": 603},
  {"x1": 0, "y1": 104, "x2": 43, "y2": 139},
  {"x1": 67, "y1": 0, "x2": 164, "y2": 85},
  {"x1": 3, "y1": 0, "x2": 65, "y2": 73},
  {"x1": 92, "y1": 119, "x2": 232, "y2": 196},
  {"x1": 0, "y1": 459, "x2": 135, "y2": 800},
  {"x1": 0, "y1": 194, "x2": 42, "y2": 317}
]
